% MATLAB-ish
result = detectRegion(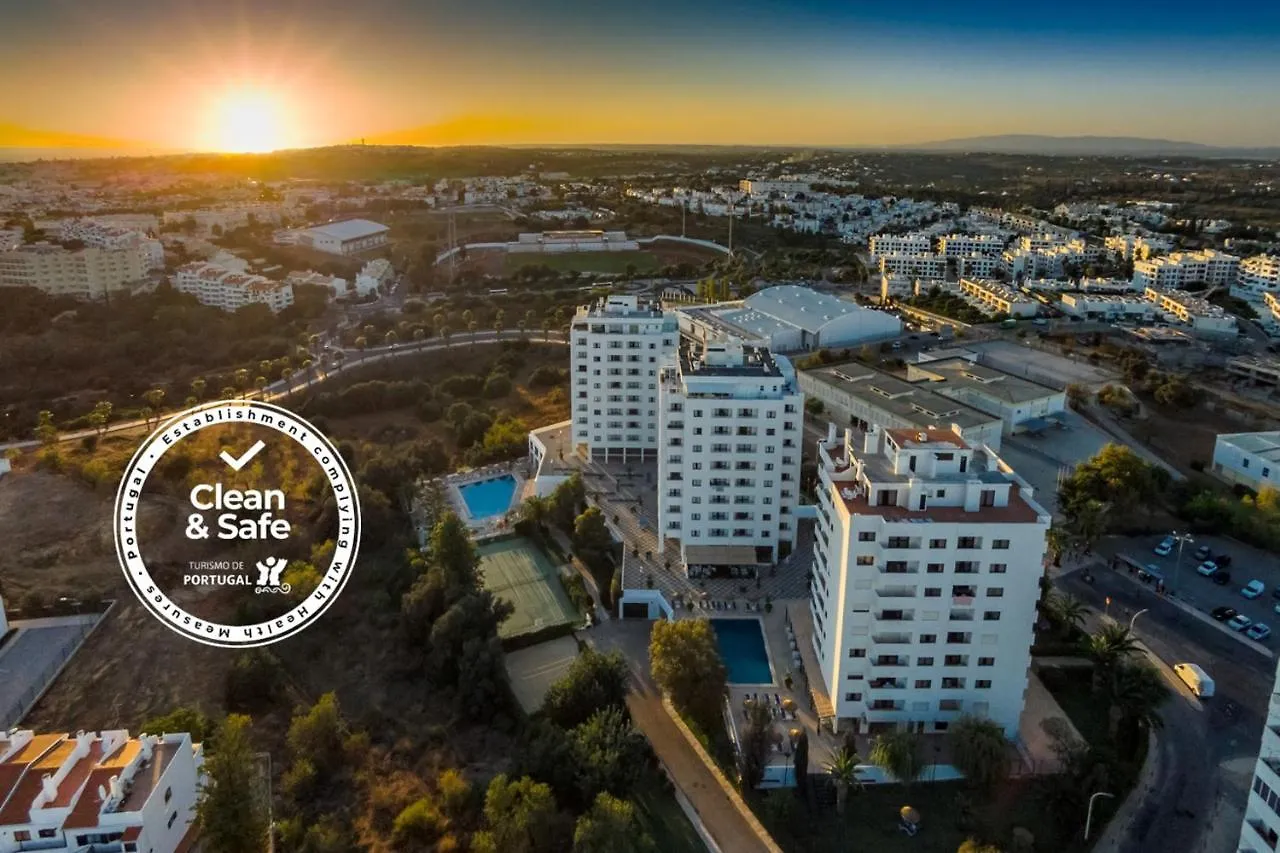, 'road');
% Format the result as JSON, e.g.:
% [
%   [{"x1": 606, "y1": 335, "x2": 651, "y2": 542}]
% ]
[
  {"x1": 0, "y1": 330, "x2": 568, "y2": 452},
  {"x1": 1057, "y1": 564, "x2": 1268, "y2": 853}
]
